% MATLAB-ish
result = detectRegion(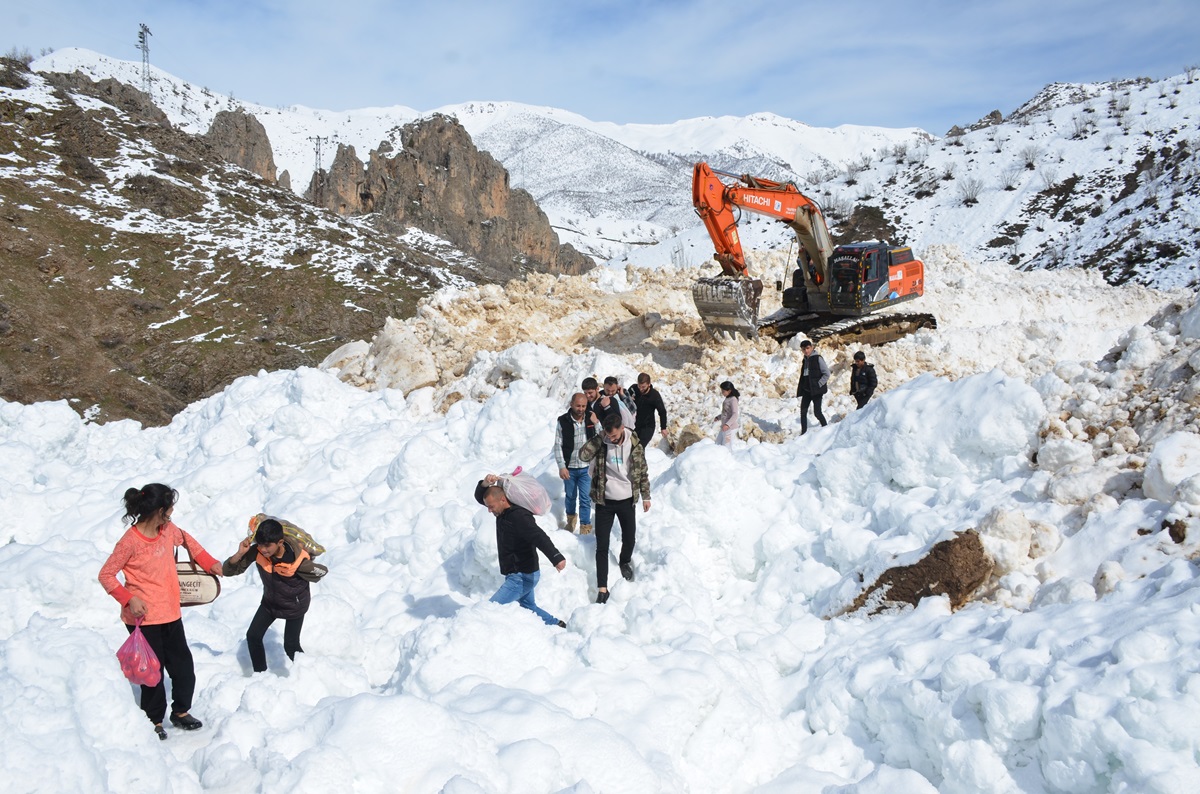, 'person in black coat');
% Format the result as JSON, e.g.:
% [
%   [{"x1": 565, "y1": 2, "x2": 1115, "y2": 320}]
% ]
[
  {"x1": 795, "y1": 339, "x2": 830, "y2": 434},
  {"x1": 223, "y1": 519, "x2": 325, "y2": 672},
  {"x1": 628, "y1": 372, "x2": 668, "y2": 449},
  {"x1": 850, "y1": 351, "x2": 878, "y2": 409},
  {"x1": 475, "y1": 475, "x2": 567, "y2": 627}
]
